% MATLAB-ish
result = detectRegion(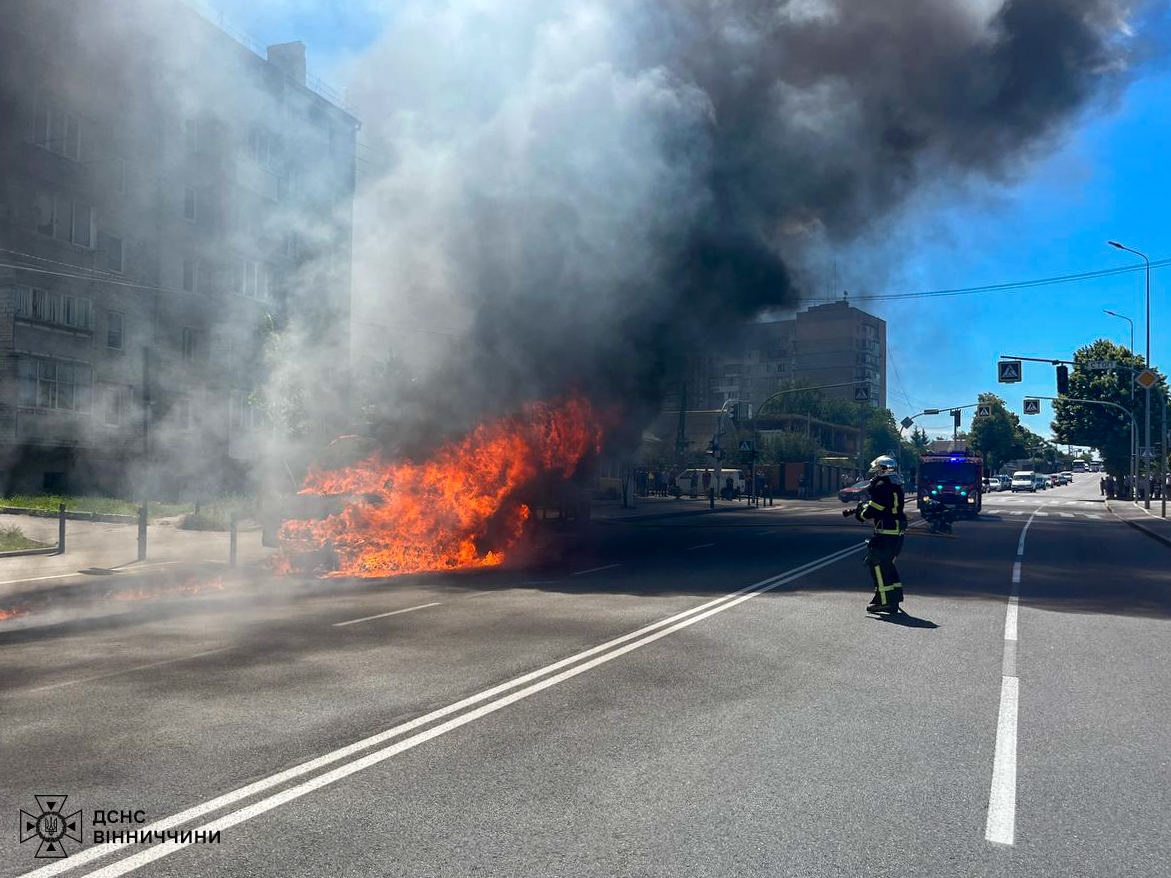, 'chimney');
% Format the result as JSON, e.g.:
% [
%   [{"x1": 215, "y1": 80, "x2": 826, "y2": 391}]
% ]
[{"x1": 266, "y1": 41, "x2": 306, "y2": 87}]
